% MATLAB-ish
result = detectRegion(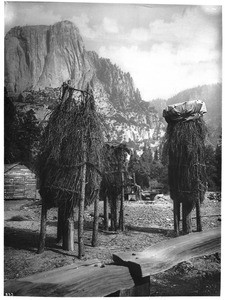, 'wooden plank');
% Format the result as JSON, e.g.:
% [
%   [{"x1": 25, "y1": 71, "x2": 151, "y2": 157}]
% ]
[
  {"x1": 118, "y1": 275, "x2": 150, "y2": 297},
  {"x1": 113, "y1": 227, "x2": 221, "y2": 278},
  {"x1": 4, "y1": 261, "x2": 135, "y2": 297},
  {"x1": 4, "y1": 178, "x2": 14, "y2": 182},
  {"x1": 13, "y1": 189, "x2": 25, "y2": 192},
  {"x1": 25, "y1": 186, "x2": 36, "y2": 190},
  {"x1": 4, "y1": 195, "x2": 14, "y2": 199},
  {"x1": 4, "y1": 187, "x2": 14, "y2": 191},
  {"x1": 4, "y1": 228, "x2": 221, "y2": 297}
]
